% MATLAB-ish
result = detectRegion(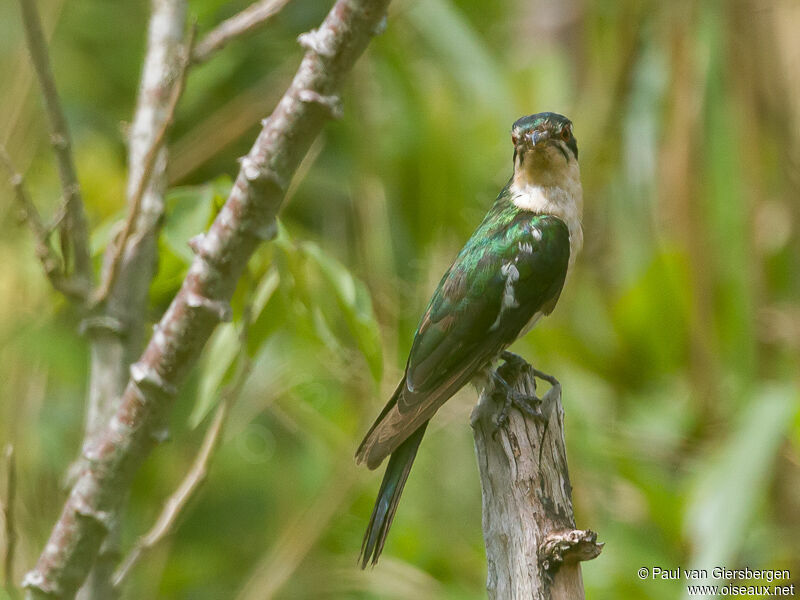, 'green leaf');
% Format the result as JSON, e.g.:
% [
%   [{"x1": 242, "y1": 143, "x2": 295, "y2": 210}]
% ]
[
  {"x1": 244, "y1": 267, "x2": 282, "y2": 357},
  {"x1": 163, "y1": 183, "x2": 216, "y2": 264},
  {"x1": 301, "y1": 242, "x2": 383, "y2": 383},
  {"x1": 273, "y1": 225, "x2": 383, "y2": 383},
  {"x1": 189, "y1": 321, "x2": 238, "y2": 429},
  {"x1": 149, "y1": 241, "x2": 194, "y2": 306},
  {"x1": 189, "y1": 268, "x2": 280, "y2": 428}
]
